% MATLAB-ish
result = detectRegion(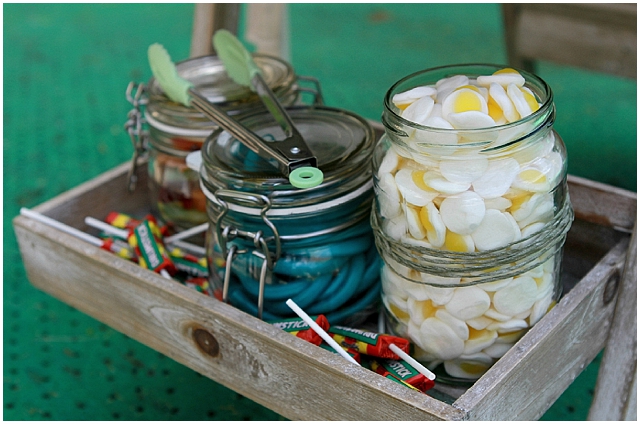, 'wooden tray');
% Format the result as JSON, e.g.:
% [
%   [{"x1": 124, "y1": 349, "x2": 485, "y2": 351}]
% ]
[{"x1": 13, "y1": 126, "x2": 636, "y2": 420}]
